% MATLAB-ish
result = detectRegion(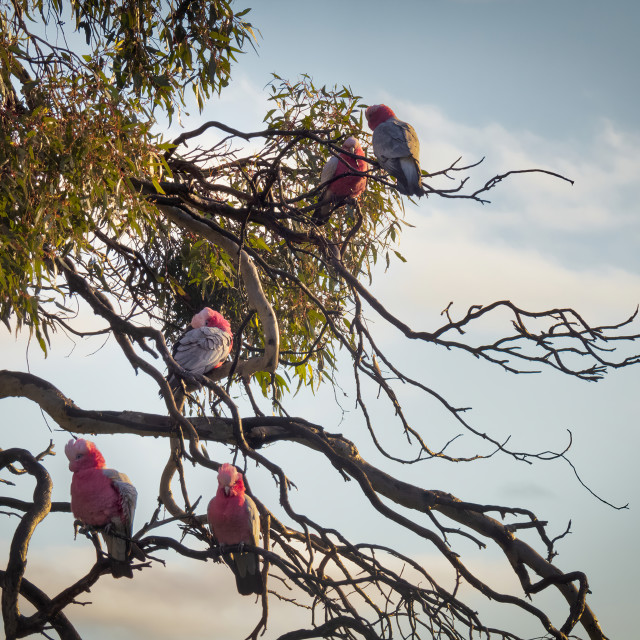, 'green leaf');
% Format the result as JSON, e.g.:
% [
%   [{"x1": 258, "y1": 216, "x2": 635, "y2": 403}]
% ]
[{"x1": 151, "y1": 178, "x2": 165, "y2": 194}]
